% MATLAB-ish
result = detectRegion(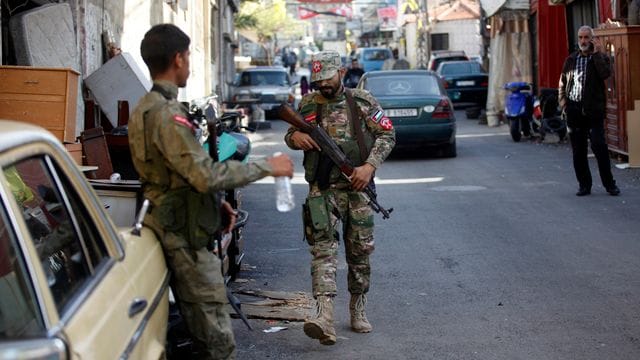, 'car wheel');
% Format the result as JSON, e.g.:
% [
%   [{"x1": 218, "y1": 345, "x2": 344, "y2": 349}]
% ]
[
  {"x1": 521, "y1": 117, "x2": 532, "y2": 137},
  {"x1": 441, "y1": 140, "x2": 457, "y2": 158},
  {"x1": 510, "y1": 119, "x2": 521, "y2": 142}
]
